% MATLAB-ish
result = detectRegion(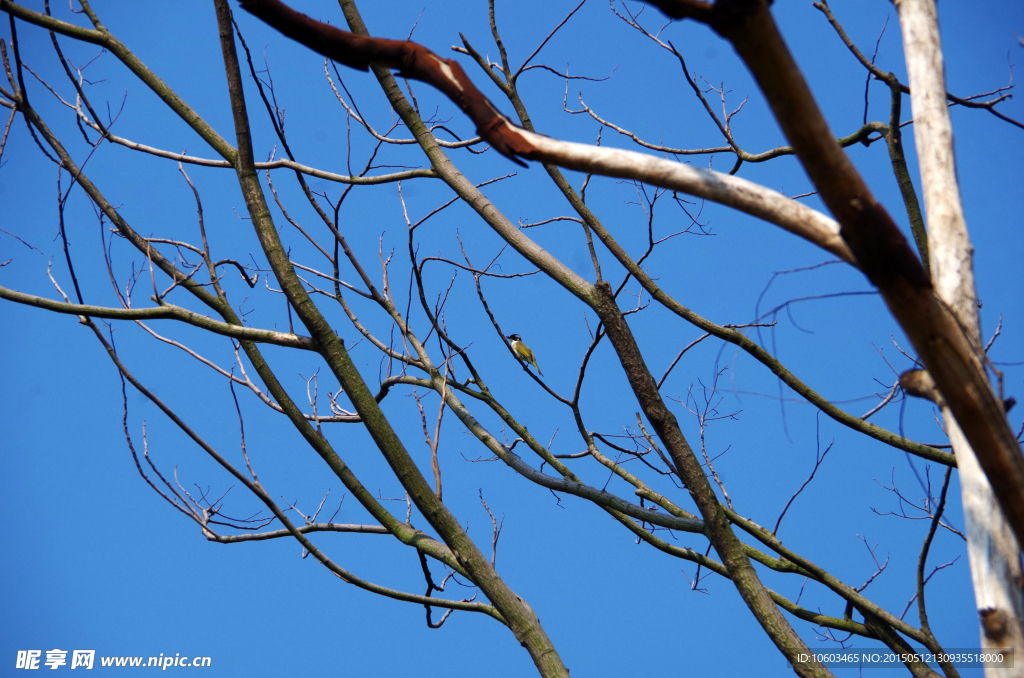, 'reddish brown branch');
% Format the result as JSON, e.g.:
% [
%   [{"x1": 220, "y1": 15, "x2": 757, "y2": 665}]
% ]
[
  {"x1": 239, "y1": 0, "x2": 535, "y2": 162},
  {"x1": 239, "y1": 0, "x2": 853, "y2": 264}
]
